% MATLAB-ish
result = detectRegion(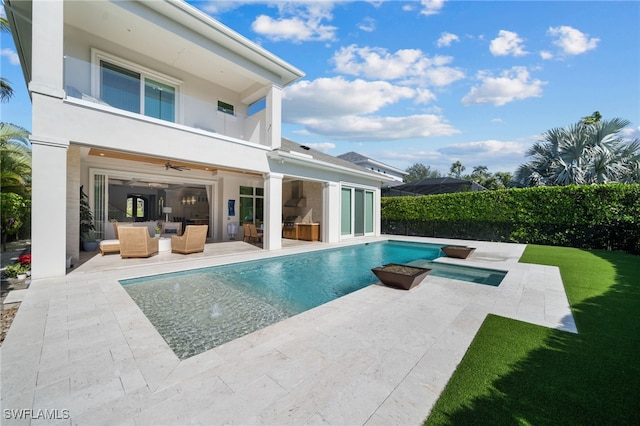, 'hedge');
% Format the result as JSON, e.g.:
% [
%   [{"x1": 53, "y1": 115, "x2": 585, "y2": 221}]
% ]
[{"x1": 381, "y1": 184, "x2": 640, "y2": 255}]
